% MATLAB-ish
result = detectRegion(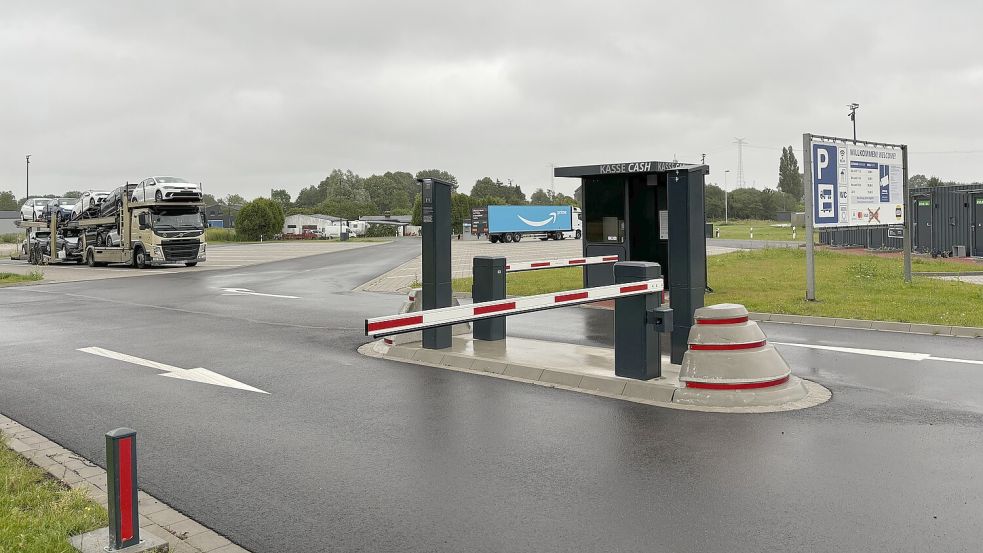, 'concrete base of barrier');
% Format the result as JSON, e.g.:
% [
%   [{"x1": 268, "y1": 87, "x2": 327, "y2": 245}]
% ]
[
  {"x1": 673, "y1": 376, "x2": 812, "y2": 408},
  {"x1": 71, "y1": 528, "x2": 169, "y2": 553},
  {"x1": 359, "y1": 335, "x2": 830, "y2": 414}
]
